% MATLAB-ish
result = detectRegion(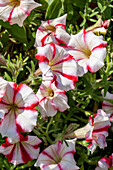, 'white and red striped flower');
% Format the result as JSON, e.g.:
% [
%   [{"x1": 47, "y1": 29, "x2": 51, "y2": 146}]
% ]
[
  {"x1": 35, "y1": 139, "x2": 79, "y2": 170},
  {"x1": 0, "y1": 77, "x2": 8, "y2": 102},
  {"x1": 34, "y1": 14, "x2": 70, "y2": 47},
  {"x1": 95, "y1": 153, "x2": 113, "y2": 170},
  {"x1": 35, "y1": 43, "x2": 78, "y2": 91},
  {"x1": 0, "y1": 82, "x2": 39, "y2": 138},
  {"x1": 37, "y1": 80, "x2": 69, "y2": 118},
  {"x1": 85, "y1": 109, "x2": 111, "y2": 153},
  {"x1": 68, "y1": 29, "x2": 107, "y2": 76},
  {"x1": 102, "y1": 91, "x2": 113, "y2": 122},
  {"x1": 0, "y1": 0, "x2": 41, "y2": 26},
  {"x1": 0, "y1": 134, "x2": 42, "y2": 165},
  {"x1": 86, "y1": 18, "x2": 110, "y2": 35}
]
